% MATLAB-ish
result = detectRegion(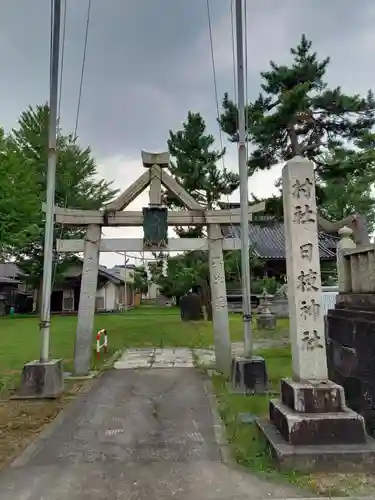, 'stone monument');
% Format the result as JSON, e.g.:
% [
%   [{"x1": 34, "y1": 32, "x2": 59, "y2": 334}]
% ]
[
  {"x1": 256, "y1": 289, "x2": 276, "y2": 329},
  {"x1": 179, "y1": 291, "x2": 203, "y2": 321},
  {"x1": 258, "y1": 156, "x2": 375, "y2": 471}
]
